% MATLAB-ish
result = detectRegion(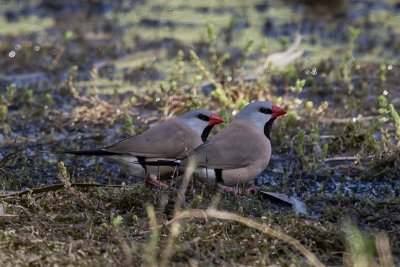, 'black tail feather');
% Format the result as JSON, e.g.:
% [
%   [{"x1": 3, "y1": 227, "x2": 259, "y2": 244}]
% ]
[
  {"x1": 53, "y1": 150, "x2": 182, "y2": 166},
  {"x1": 144, "y1": 159, "x2": 182, "y2": 167}
]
